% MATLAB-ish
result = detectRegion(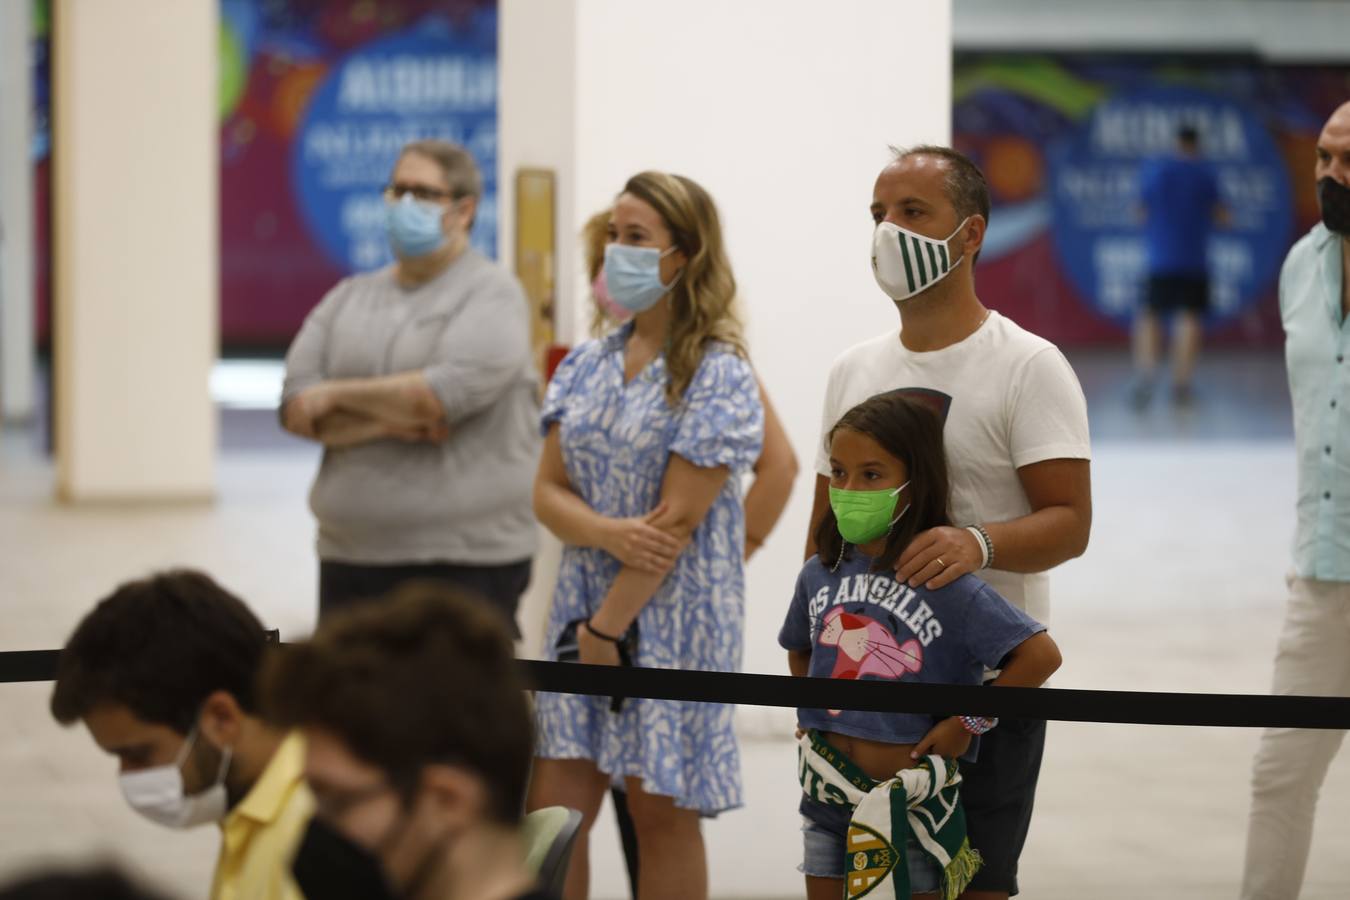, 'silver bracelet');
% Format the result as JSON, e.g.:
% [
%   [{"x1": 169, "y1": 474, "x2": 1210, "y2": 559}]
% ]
[{"x1": 965, "y1": 524, "x2": 994, "y2": 570}]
